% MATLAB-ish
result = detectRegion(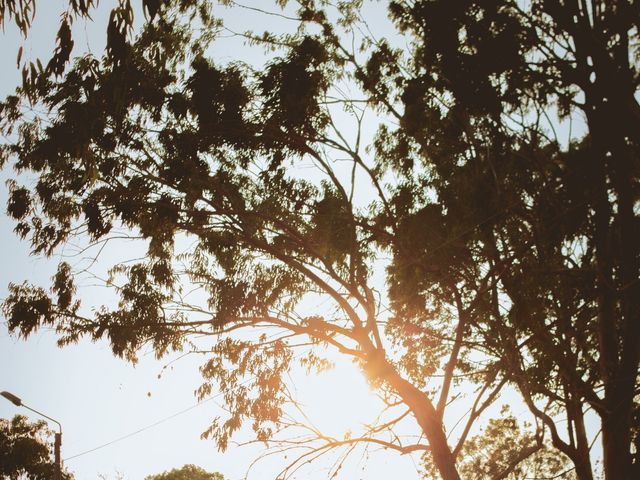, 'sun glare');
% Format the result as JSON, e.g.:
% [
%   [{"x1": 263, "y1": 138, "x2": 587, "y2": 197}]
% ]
[{"x1": 296, "y1": 357, "x2": 381, "y2": 440}]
